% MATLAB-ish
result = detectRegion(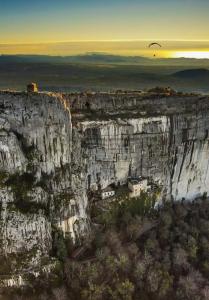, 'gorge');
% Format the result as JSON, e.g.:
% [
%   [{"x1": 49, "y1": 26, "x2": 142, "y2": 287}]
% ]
[{"x1": 0, "y1": 89, "x2": 209, "y2": 287}]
